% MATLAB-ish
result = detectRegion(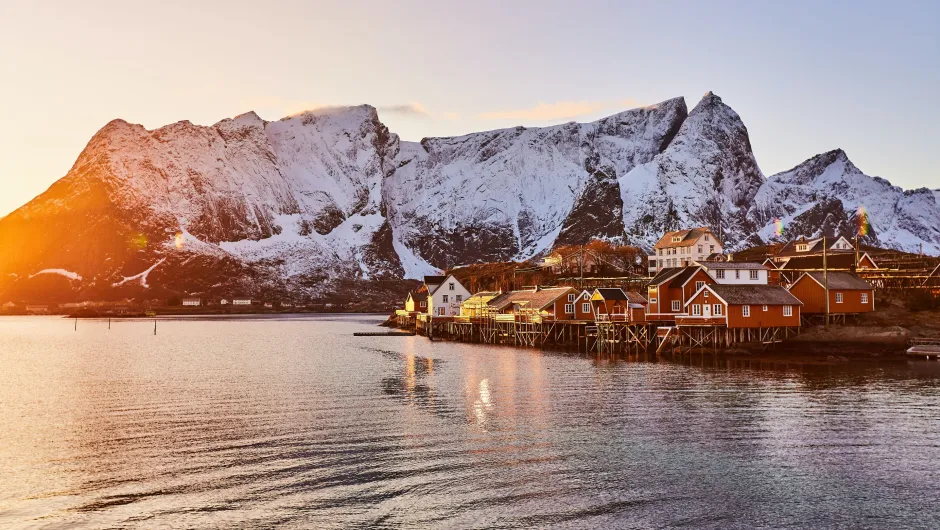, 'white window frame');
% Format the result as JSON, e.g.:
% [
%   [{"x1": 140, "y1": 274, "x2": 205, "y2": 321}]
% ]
[
  {"x1": 742, "y1": 305, "x2": 750, "y2": 317},
  {"x1": 565, "y1": 303, "x2": 574, "y2": 314},
  {"x1": 835, "y1": 292, "x2": 843, "y2": 304},
  {"x1": 442, "y1": 295, "x2": 449, "y2": 303},
  {"x1": 713, "y1": 304, "x2": 723, "y2": 316},
  {"x1": 437, "y1": 307, "x2": 445, "y2": 316},
  {"x1": 861, "y1": 292, "x2": 869, "y2": 304},
  {"x1": 672, "y1": 300, "x2": 681, "y2": 312},
  {"x1": 735, "y1": 270, "x2": 741, "y2": 279},
  {"x1": 783, "y1": 305, "x2": 793, "y2": 317},
  {"x1": 762, "y1": 305, "x2": 768, "y2": 312},
  {"x1": 650, "y1": 298, "x2": 657, "y2": 304},
  {"x1": 568, "y1": 294, "x2": 575, "y2": 302},
  {"x1": 419, "y1": 301, "x2": 426, "y2": 308},
  {"x1": 716, "y1": 270, "x2": 725, "y2": 279},
  {"x1": 692, "y1": 304, "x2": 702, "y2": 316},
  {"x1": 695, "y1": 281, "x2": 705, "y2": 292},
  {"x1": 582, "y1": 303, "x2": 590, "y2": 313},
  {"x1": 449, "y1": 282, "x2": 455, "y2": 291},
  {"x1": 750, "y1": 270, "x2": 759, "y2": 280}
]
